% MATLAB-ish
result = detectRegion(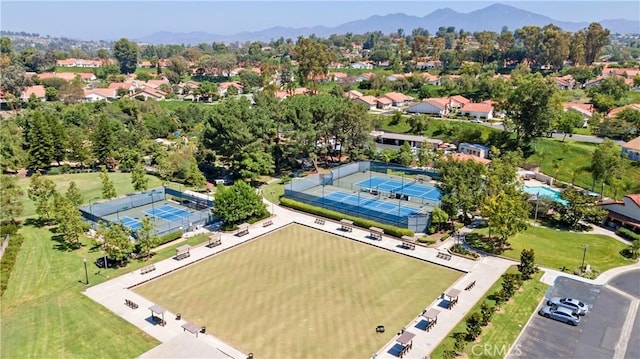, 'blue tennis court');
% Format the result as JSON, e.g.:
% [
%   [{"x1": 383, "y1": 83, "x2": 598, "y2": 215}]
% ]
[
  {"x1": 355, "y1": 176, "x2": 441, "y2": 201},
  {"x1": 120, "y1": 216, "x2": 142, "y2": 230},
  {"x1": 316, "y1": 191, "x2": 420, "y2": 218},
  {"x1": 144, "y1": 204, "x2": 193, "y2": 222}
]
